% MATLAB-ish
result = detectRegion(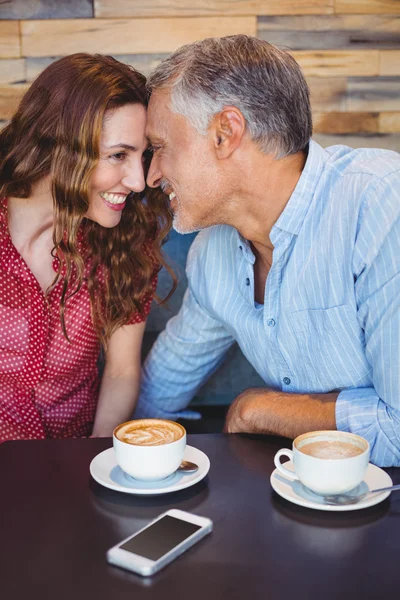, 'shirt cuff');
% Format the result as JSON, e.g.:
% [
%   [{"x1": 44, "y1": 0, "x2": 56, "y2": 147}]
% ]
[
  {"x1": 336, "y1": 387, "x2": 400, "y2": 466},
  {"x1": 336, "y1": 387, "x2": 380, "y2": 434}
]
